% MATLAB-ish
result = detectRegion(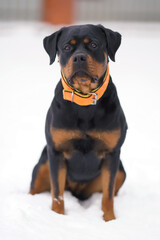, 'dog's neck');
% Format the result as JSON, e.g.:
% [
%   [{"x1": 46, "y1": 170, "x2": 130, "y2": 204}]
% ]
[{"x1": 61, "y1": 65, "x2": 110, "y2": 106}]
